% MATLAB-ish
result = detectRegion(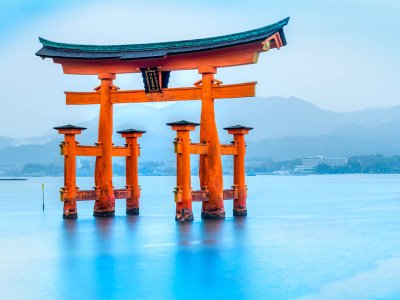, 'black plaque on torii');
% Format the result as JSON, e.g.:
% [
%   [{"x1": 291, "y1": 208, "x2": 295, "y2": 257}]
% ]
[{"x1": 141, "y1": 68, "x2": 171, "y2": 93}]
